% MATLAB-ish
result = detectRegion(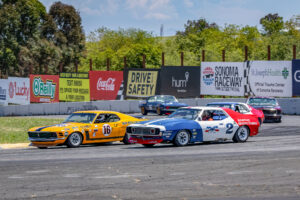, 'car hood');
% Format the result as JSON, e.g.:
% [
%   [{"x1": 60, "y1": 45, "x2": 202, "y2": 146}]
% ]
[
  {"x1": 161, "y1": 102, "x2": 188, "y2": 107},
  {"x1": 29, "y1": 122, "x2": 89, "y2": 132},
  {"x1": 133, "y1": 118, "x2": 200, "y2": 130}
]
